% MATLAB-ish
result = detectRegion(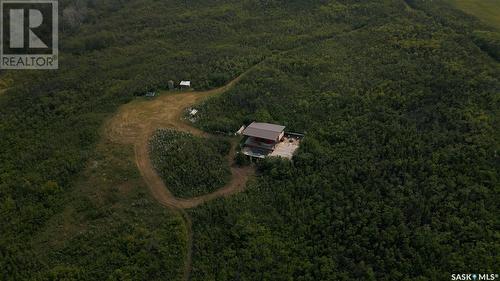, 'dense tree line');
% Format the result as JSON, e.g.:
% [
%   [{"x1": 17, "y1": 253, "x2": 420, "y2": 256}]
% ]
[
  {"x1": 1, "y1": 0, "x2": 334, "y2": 277},
  {"x1": 189, "y1": 0, "x2": 499, "y2": 280},
  {"x1": 0, "y1": 0, "x2": 271, "y2": 279},
  {"x1": 0, "y1": 0, "x2": 498, "y2": 279},
  {"x1": 149, "y1": 129, "x2": 231, "y2": 198}
]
